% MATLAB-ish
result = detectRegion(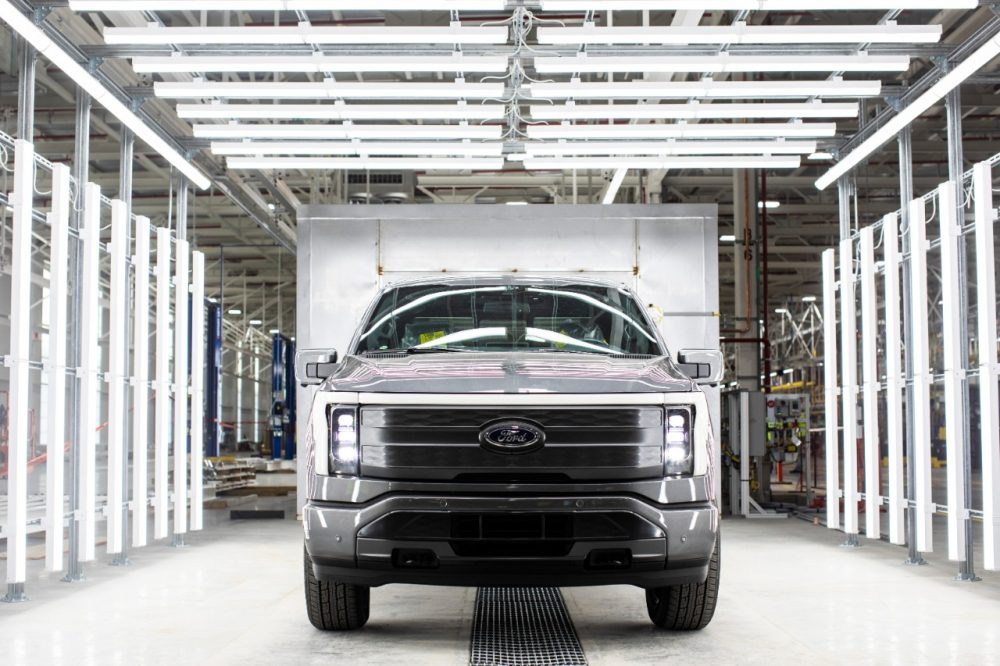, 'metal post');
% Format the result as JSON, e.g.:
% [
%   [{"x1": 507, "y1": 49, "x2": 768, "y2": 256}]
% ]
[
  {"x1": 112, "y1": 127, "x2": 135, "y2": 566},
  {"x1": 945, "y1": 86, "x2": 979, "y2": 582},
  {"x1": 837, "y1": 175, "x2": 860, "y2": 548},
  {"x1": 898, "y1": 125, "x2": 927, "y2": 566},
  {"x1": 64, "y1": 89, "x2": 92, "y2": 583},
  {"x1": 16, "y1": 37, "x2": 35, "y2": 142},
  {"x1": 172, "y1": 175, "x2": 189, "y2": 548}
]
